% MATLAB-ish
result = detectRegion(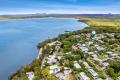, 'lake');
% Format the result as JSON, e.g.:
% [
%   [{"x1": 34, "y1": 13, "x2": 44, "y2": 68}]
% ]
[{"x1": 0, "y1": 17, "x2": 87, "y2": 80}]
